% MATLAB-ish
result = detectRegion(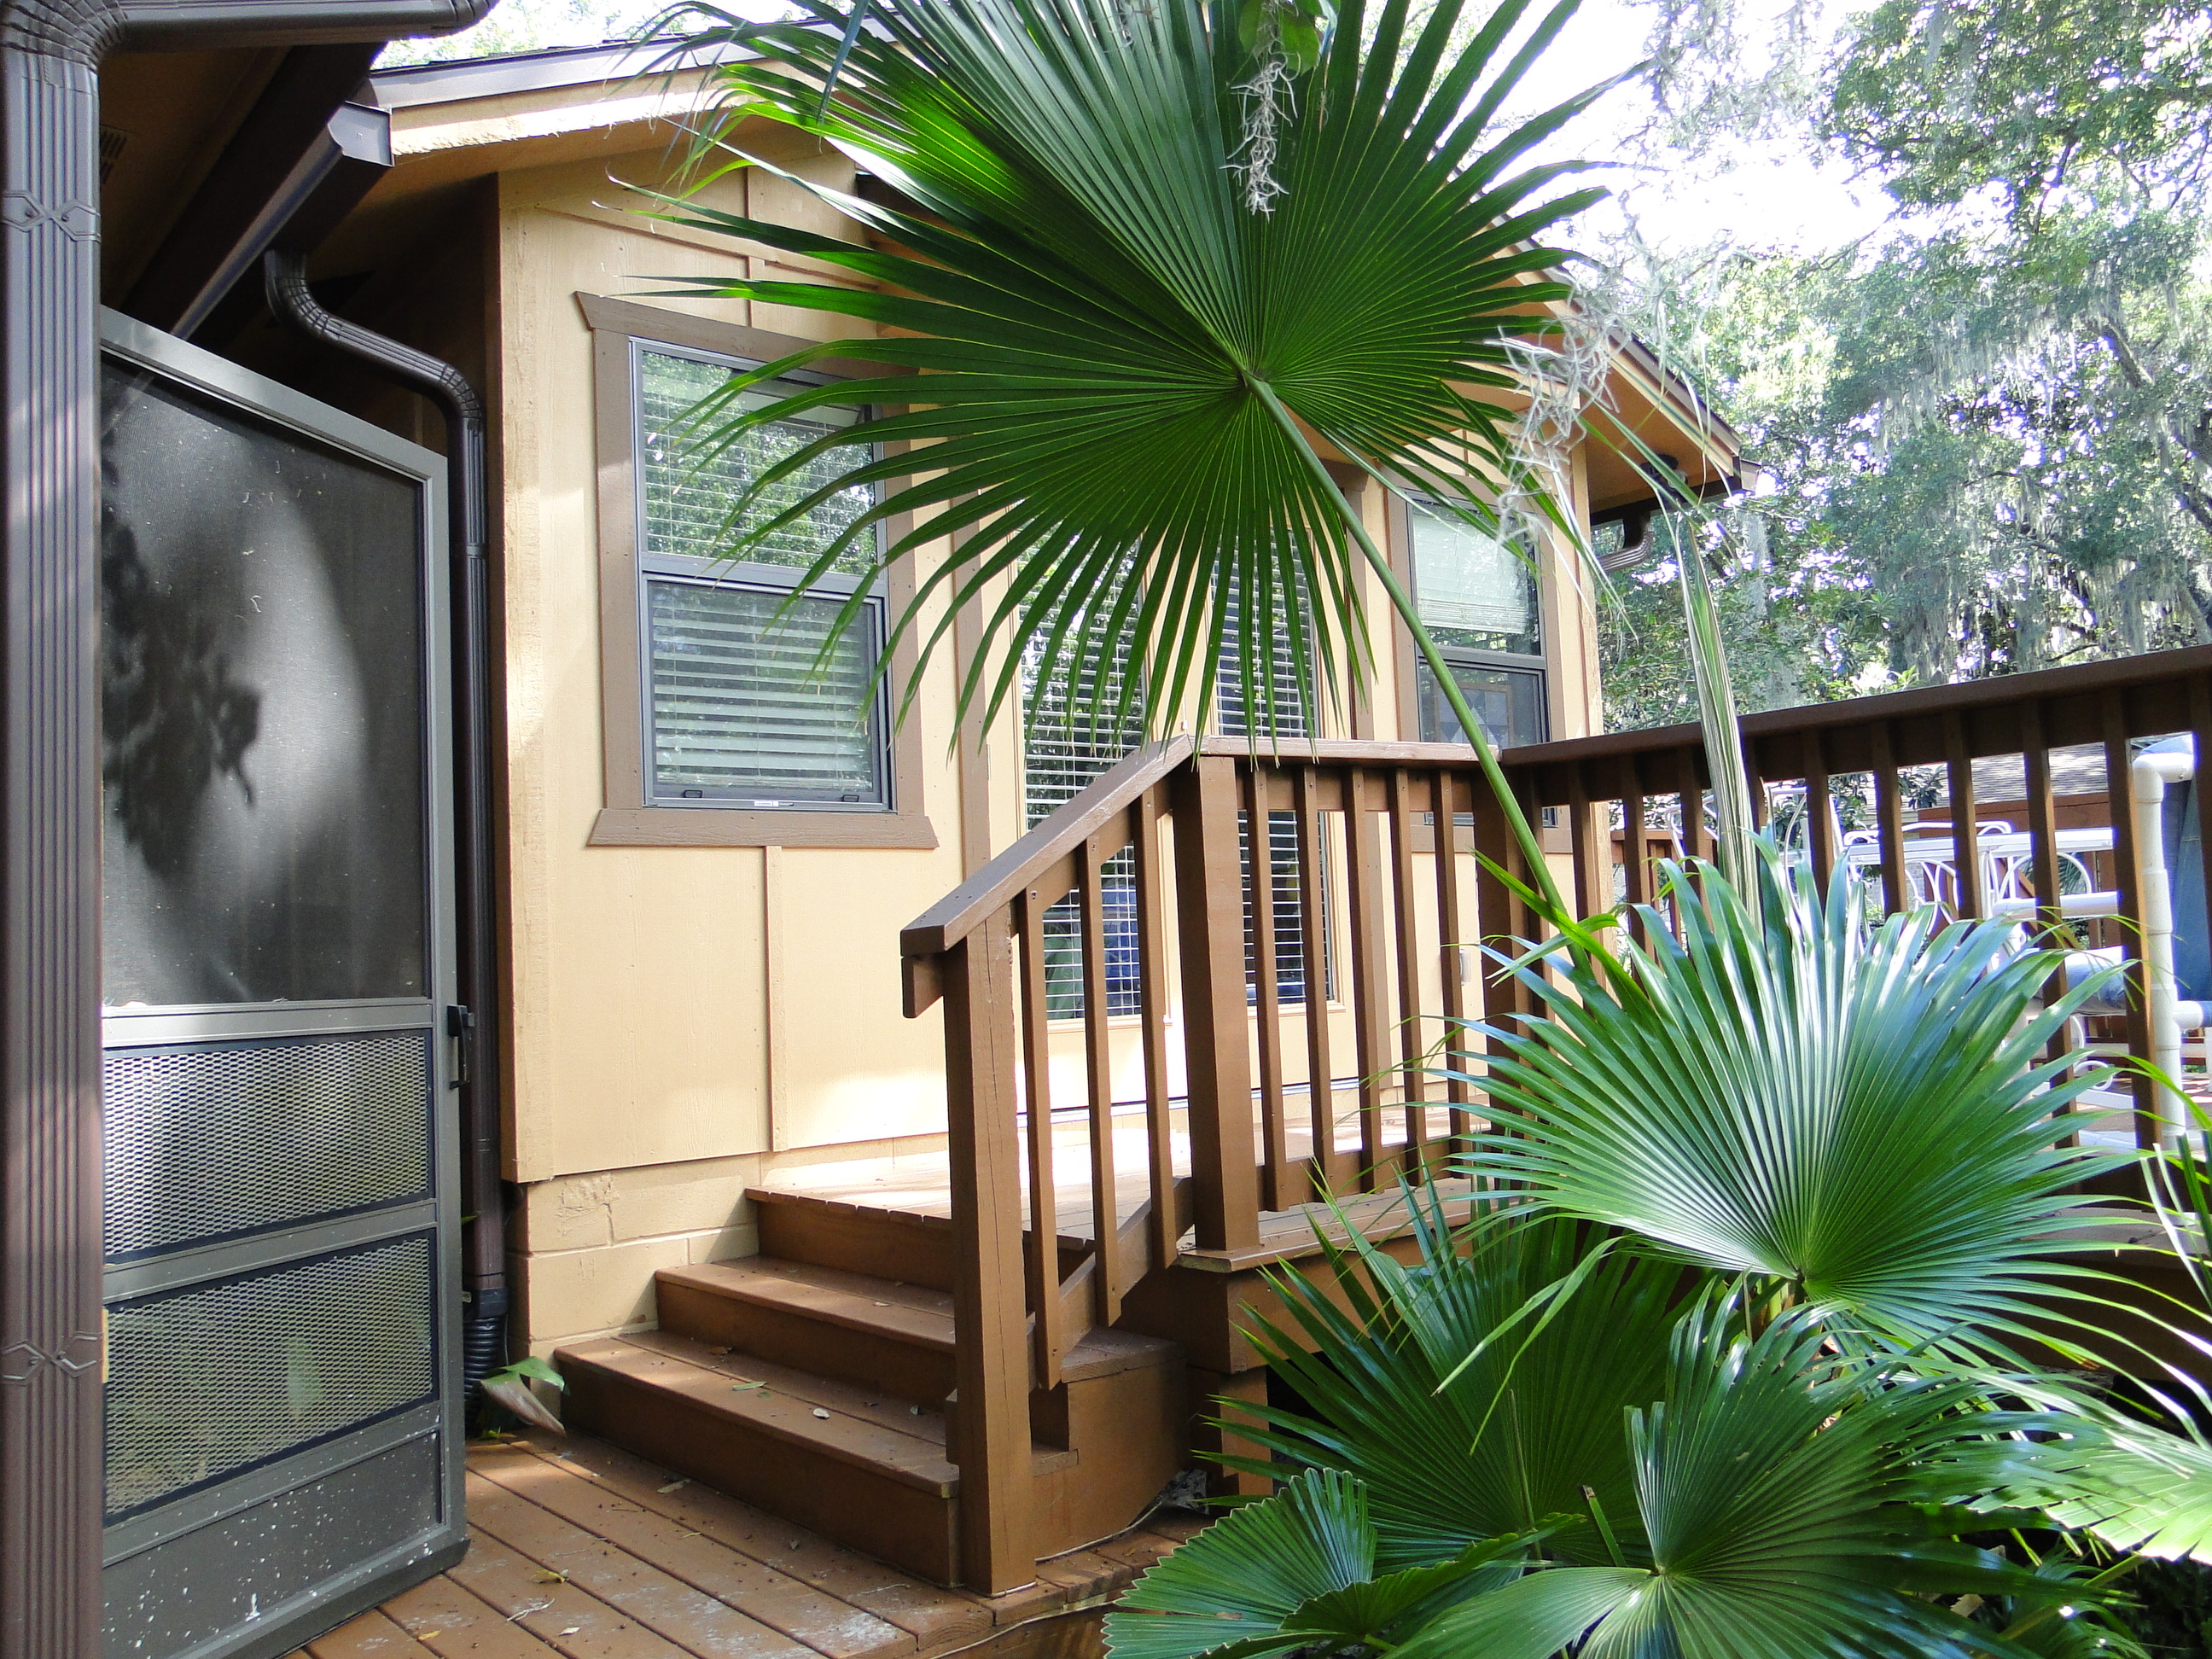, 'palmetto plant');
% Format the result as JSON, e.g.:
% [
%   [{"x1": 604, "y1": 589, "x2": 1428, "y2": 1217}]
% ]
[
  {"x1": 1097, "y1": 858, "x2": 2212, "y2": 1656},
  {"x1": 643, "y1": 0, "x2": 1621, "y2": 900}
]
